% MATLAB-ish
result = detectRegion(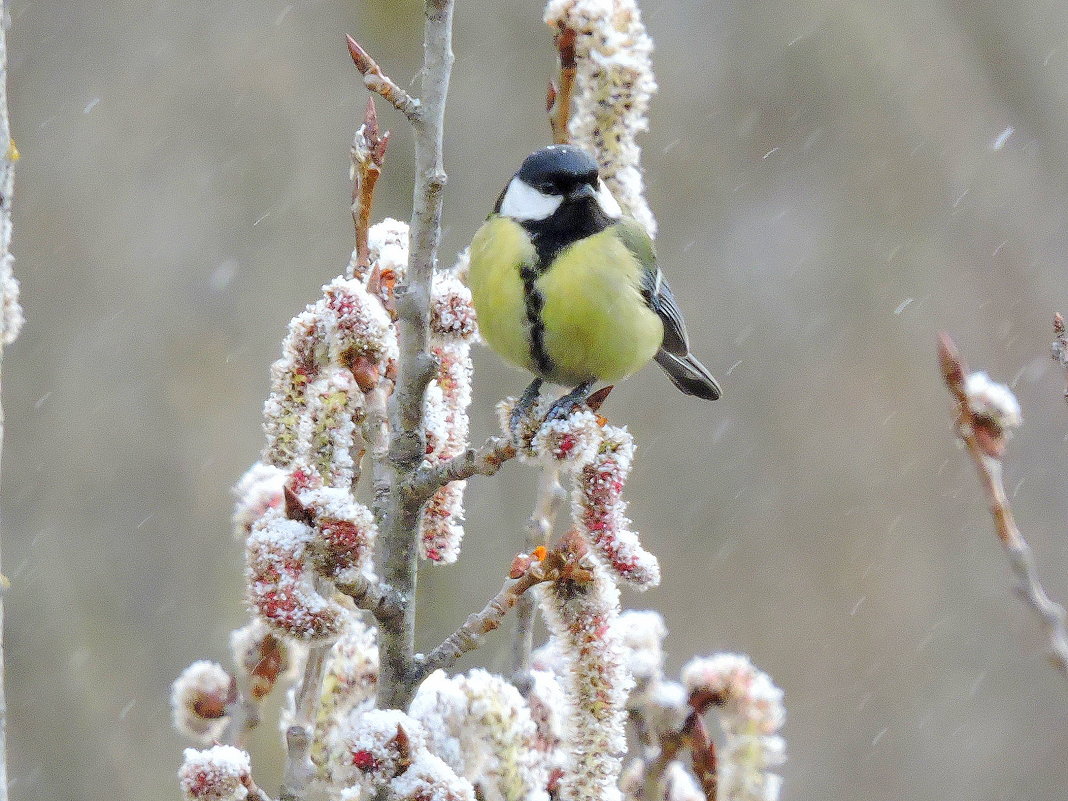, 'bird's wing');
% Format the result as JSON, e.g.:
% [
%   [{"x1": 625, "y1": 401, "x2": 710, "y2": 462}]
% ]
[{"x1": 614, "y1": 219, "x2": 689, "y2": 356}]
